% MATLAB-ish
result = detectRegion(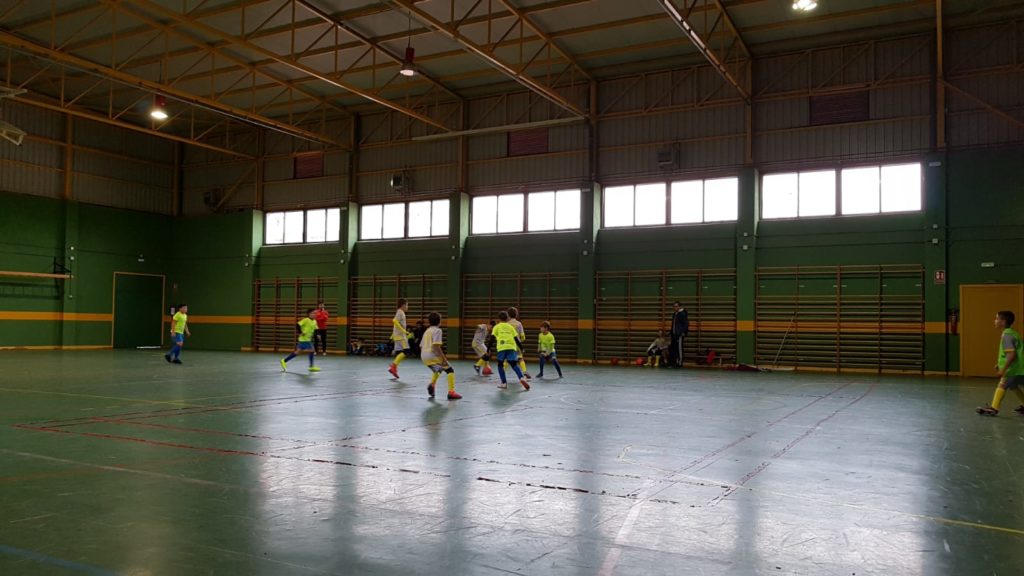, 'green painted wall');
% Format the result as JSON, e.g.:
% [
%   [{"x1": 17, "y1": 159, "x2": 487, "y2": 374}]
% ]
[
  {"x1": 0, "y1": 192, "x2": 170, "y2": 348},
  {"x1": 4, "y1": 145, "x2": 1024, "y2": 372}
]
